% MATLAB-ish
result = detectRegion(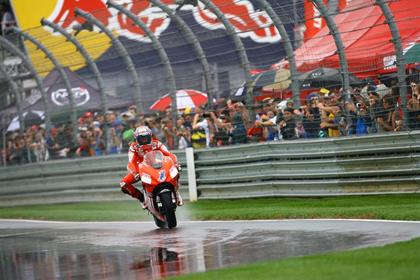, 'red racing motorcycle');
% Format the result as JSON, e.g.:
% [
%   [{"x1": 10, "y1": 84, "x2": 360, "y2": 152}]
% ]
[{"x1": 138, "y1": 150, "x2": 180, "y2": 228}]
